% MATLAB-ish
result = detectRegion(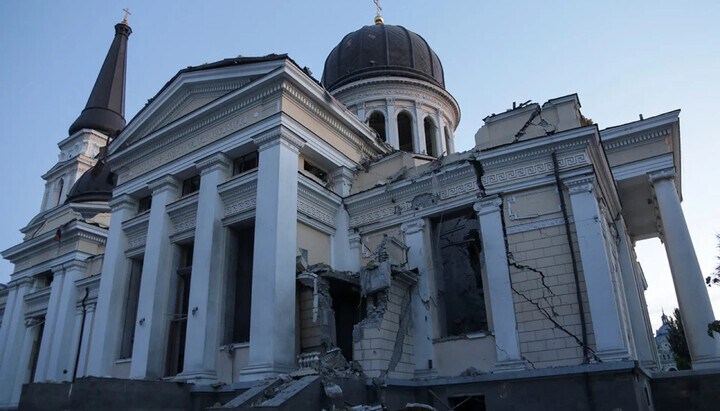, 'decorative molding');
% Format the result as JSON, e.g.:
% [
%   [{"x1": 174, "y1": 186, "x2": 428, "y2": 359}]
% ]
[
  {"x1": 474, "y1": 196, "x2": 503, "y2": 217},
  {"x1": 148, "y1": 175, "x2": 180, "y2": 193},
  {"x1": 109, "y1": 194, "x2": 138, "y2": 212},
  {"x1": 438, "y1": 180, "x2": 478, "y2": 200},
  {"x1": 481, "y1": 153, "x2": 588, "y2": 186},
  {"x1": 196, "y1": 152, "x2": 231, "y2": 174},
  {"x1": 167, "y1": 193, "x2": 199, "y2": 236},
  {"x1": 253, "y1": 127, "x2": 306, "y2": 153},
  {"x1": 565, "y1": 176, "x2": 596, "y2": 194},
  {"x1": 648, "y1": 168, "x2": 676, "y2": 184},
  {"x1": 506, "y1": 216, "x2": 574, "y2": 235},
  {"x1": 602, "y1": 127, "x2": 671, "y2": 151},
  {"x1": 400, "y1": 219, "x2": 425, "y2": 235},
  {"x1": 218, "y1": 172, "x2": 257, "y2": 218},
  {"x1": 123, "y1": 212, "x2": 150, "y2": 251}
]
